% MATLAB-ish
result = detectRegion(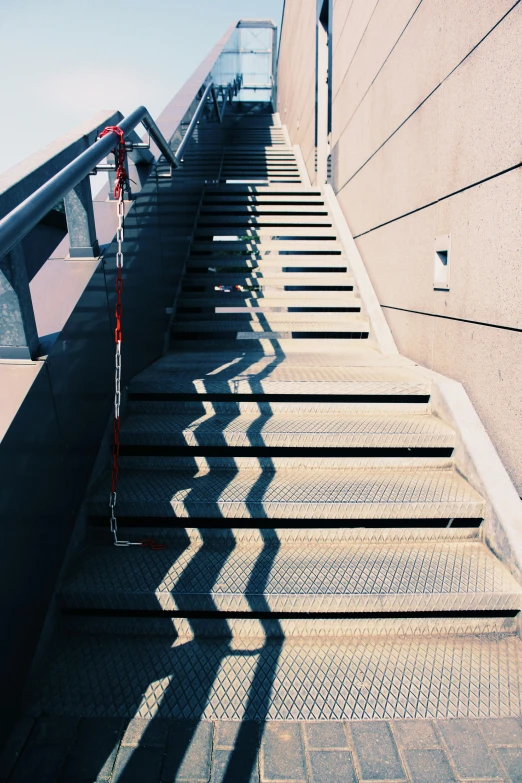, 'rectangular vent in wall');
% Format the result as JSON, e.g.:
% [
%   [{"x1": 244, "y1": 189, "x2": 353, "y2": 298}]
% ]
[{"x1": 434, "y1": 234, "x2": 451, "y2": 291}]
